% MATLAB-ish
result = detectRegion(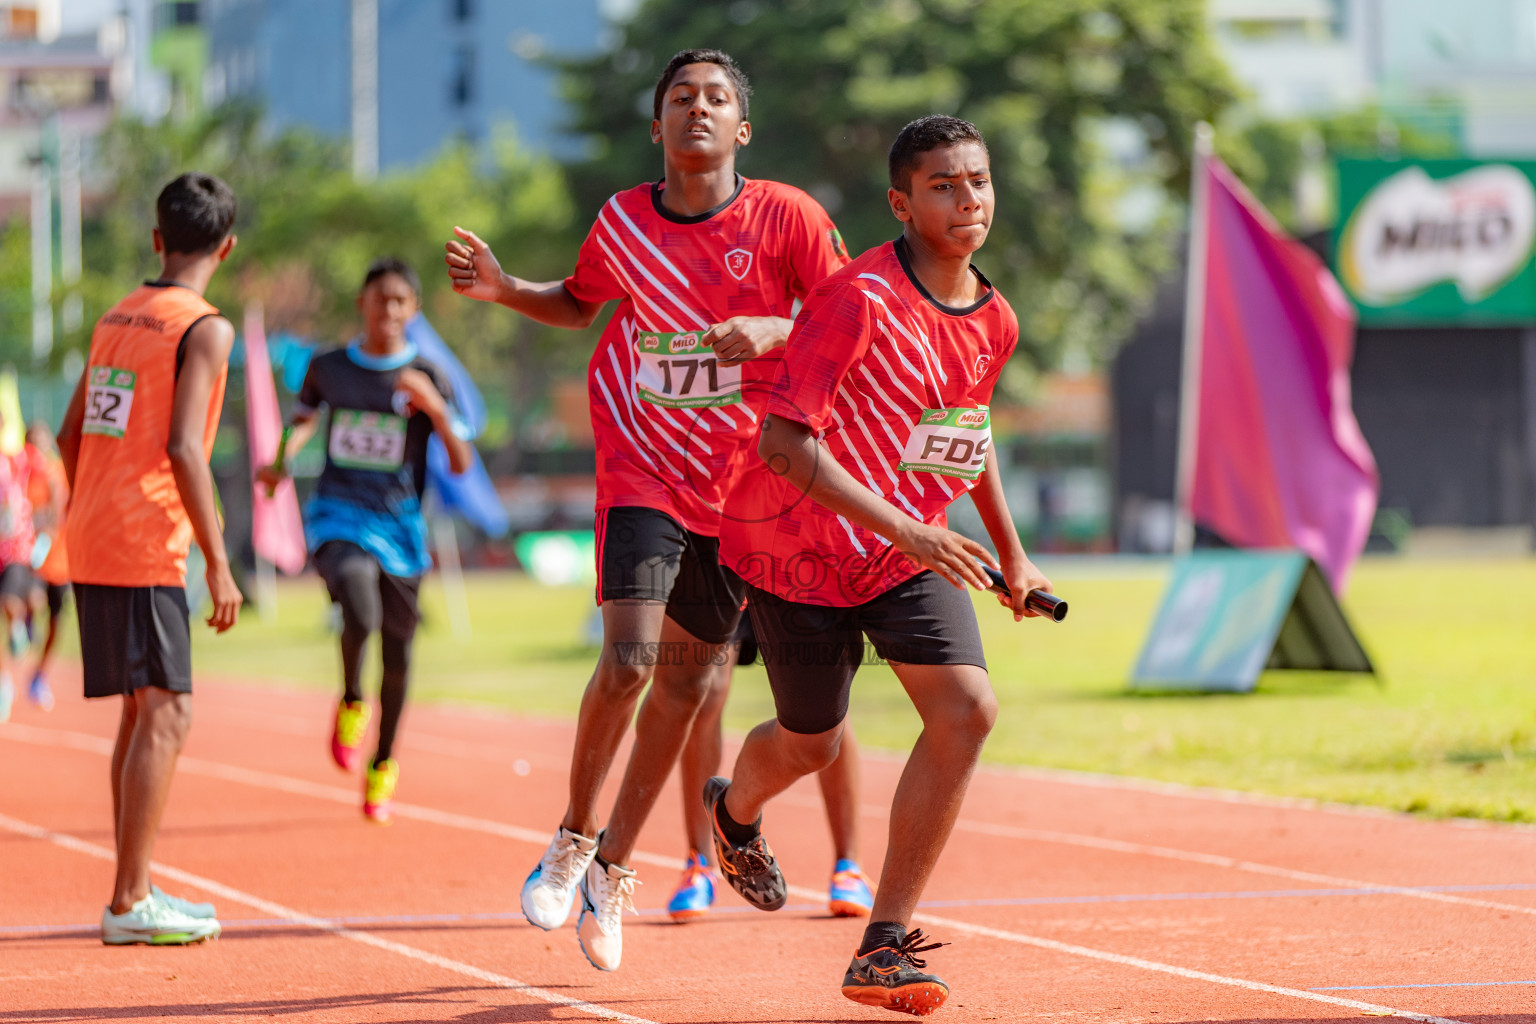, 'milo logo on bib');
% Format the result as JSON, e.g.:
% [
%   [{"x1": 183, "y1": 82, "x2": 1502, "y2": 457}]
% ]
[
  {"x1": 82, "y1": 366, "x2": 137, "y2": 438},
  {"x1": 898, "y1": 407, "x2": 992, "y2": 480},
  {"x1": 634, "y1": 330, "x2": 742, "y2": 408}
]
